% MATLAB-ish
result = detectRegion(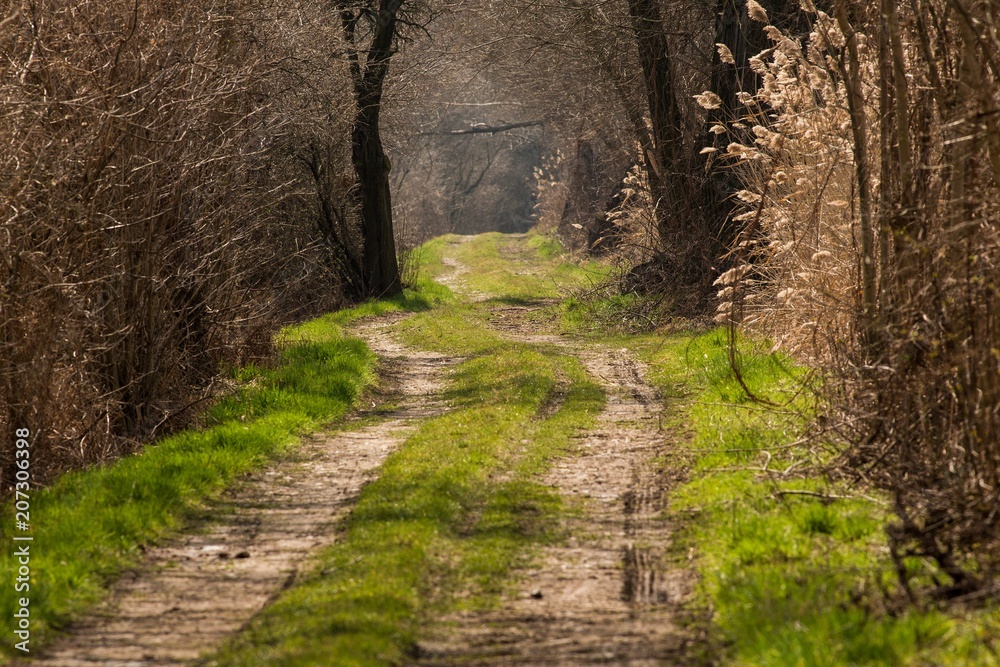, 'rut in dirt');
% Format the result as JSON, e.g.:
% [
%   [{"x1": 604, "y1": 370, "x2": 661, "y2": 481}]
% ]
[
  {"x1": 22, "y1": 317, "x2": 457, "y2": 667},
  {"x1": 416, "y1": 256, "x2": 696, "y2": 665}
]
